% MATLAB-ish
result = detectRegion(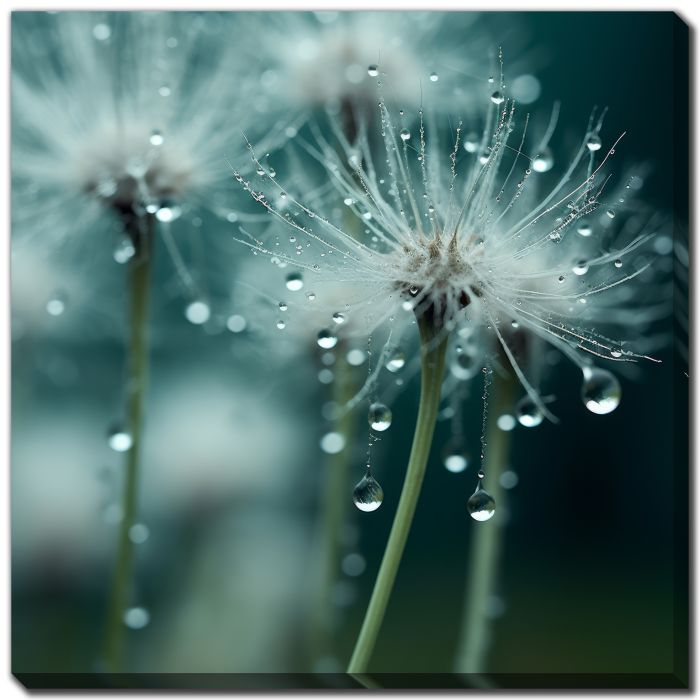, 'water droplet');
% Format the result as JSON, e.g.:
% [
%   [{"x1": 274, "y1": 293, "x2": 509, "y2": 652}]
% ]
[
  {"x1": 399, "y1": 128, "x2": 411, "y2": 142},
  {"x1": 464, "y1": 132, "x2": 479, "y2": 153},
  {"x1": 320, "y1": 431, "x2": 346, "y2": 454},
  {"x1": 443, "y1": 439, "x2": 469, "y2": 473},
  {"x1": 385, "y1": 348, "x2": 406, "y2": 373},
  {"x1": 346, "y1": 348, "x2": 366, "y2": 366},
  {"x1": 155, "y1": 204, "x2": 181, "y2": 223},
  {"x1": 490, "y1": 91, "x2": 504, "y2": 105},
  {"x1": 129, "y1": 524, "x2": 150, "y2": 544},
  {"x1": 353, "y1": 473, "x2": 384, "y2": 512},
  {"x1": 497, "y1": 414, "x2": 516, "y2": 431},
  {"x1": 123, "y1": 607, "x2": 150, "y2": 630},
  {"x1": 581, "y1": 367, "x2": 621, "y2": 414},
  {"x1": 149, "y1": 129, "x2": 164, "y2": 146},
  {"x1": 429, "y1": 71, "x2": 439, "y2": 82},
  {"x1": 515, "y1": 395, "x2": 544, "y2": 428},
  {"x1": 92, "y1": 23, "x2": 111, "y2": 41},
  {"x1": 586, "y1": 134, "x2": 602, "y2": 152},
  {"x1": 276, "y1": 319, "x2": 286, "y2": 330},
  {"x1": 468, "y1": 488, "x2": 496, "y2": 521},
  {"x1": 532, "y1": 149, "x2": 554, "y2": 173},
  {"x1": 226, "y1": 314, "x2": 246, "y2": 333},
  {"x1": 577, "y1": 221, "x2": 593, "y2": 237},
  {"x1": 185, "y1": 300, "x2": 210, "y2": 325},
  {"x1": 46, "y1": 295, "x2": 66, "y2": 316},
  {"x1": 317, "y1": 329, "x2": 338, "y2": 349},
  {"x1": 278, "y1": 301, "x2": 288, "y2": 311},
  {"x1": 367, "y1": 64, "x2": 379, "y2": 77},
  {"x1": 557, "y1": 275, "x2": 566, "y2": 284},
  {"x1": 614, "y1": 258, "x2": 623, "y2": 268},
  {"x1": 108, "y1": 427, "x2": 132, "y2": 452},
  {"x1": 450, "y1": 352, "x2": 479, "y2": 380},
  {"x1": 368, "y1": 402, "x2": 392, "y2": 431},
  {"x1": 113, "y1": 237, "x2": 136, "y2": 264},
  {"x1": 306, "y1": 291, "x2": 317, "y2": 301},
  {"x1": 332, "y1": 312, "x2": 346, "y2": 325},
  {"x1": 606, "y1": 209, "x2": 616, "y2": 219},
  {"x1": 285, "y1": 272, "x2": 304, "y2": 291},
  {"x1": 572, "y1": 260, "x2": 589, "y2": 276}
]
